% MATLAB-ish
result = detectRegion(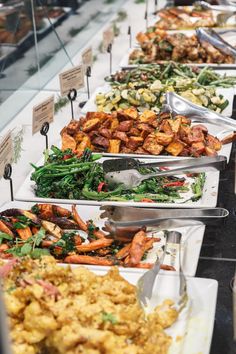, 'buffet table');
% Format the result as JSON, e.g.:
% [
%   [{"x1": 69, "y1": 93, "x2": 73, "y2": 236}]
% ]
[{"x1": 0, "y1": 0, "x2": 236, "y2": 353}]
